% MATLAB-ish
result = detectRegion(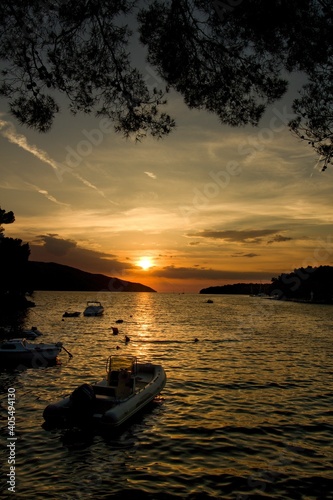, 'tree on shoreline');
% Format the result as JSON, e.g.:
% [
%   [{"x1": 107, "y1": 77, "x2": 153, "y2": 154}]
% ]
[
  {"x1": 0, "y1": 0, "x2": 332, "y2": 168},
  {"x1": 0, "y1": 207, "x2": 33, "y2": 310},
  {"x1": 200, "y1": 266, "x2": 333, "y2": 304}
]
